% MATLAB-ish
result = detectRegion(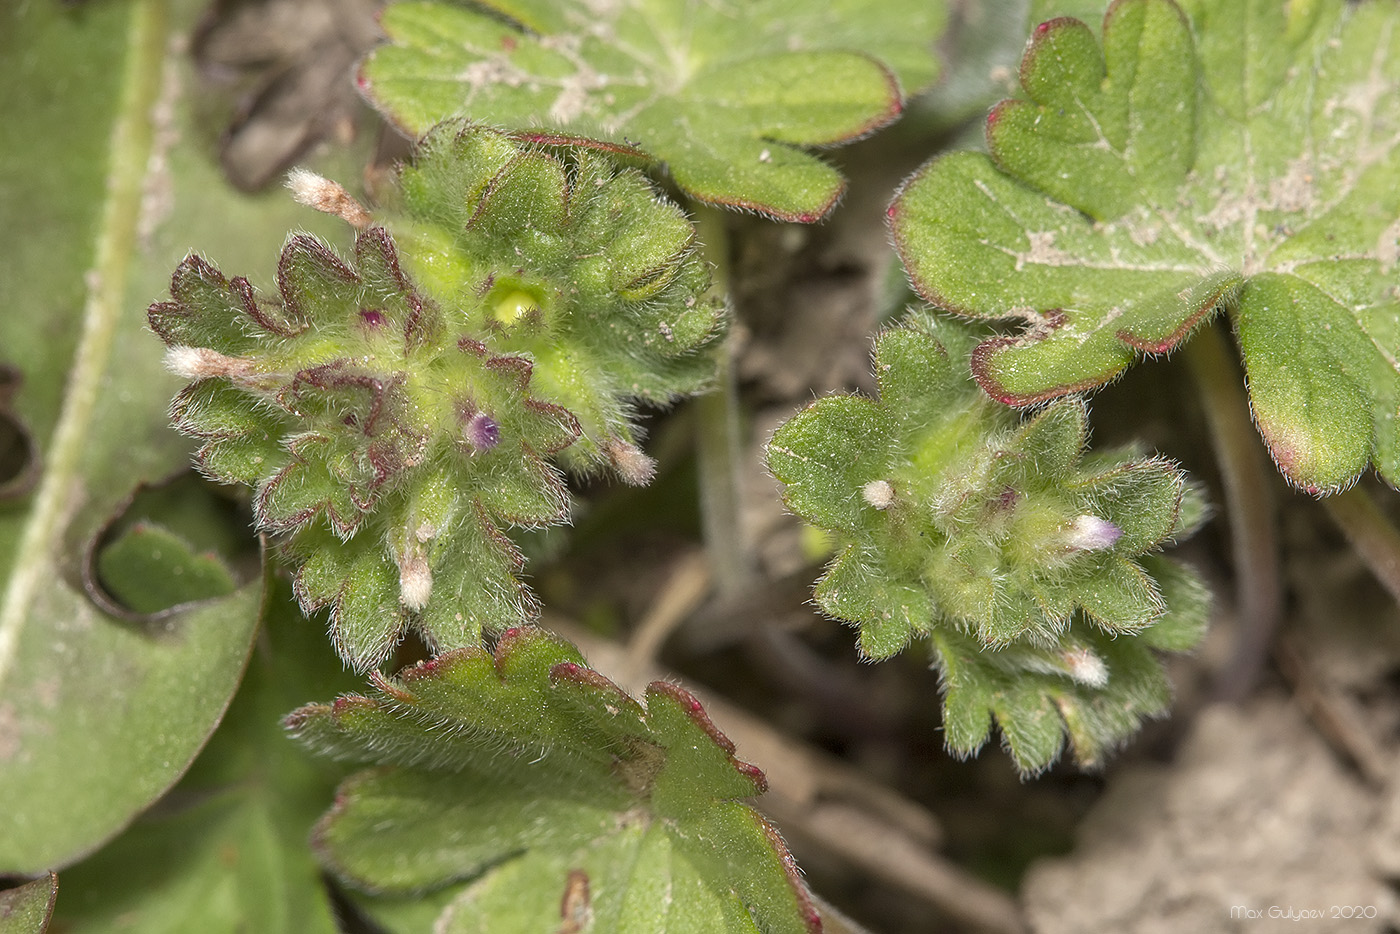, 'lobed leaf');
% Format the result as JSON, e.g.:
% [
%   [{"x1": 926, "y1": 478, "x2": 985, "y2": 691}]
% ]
[
  {"x1": 287, "y1": 628, "x2": 819, "y2": 933},
  {"x1": 891, "y1": 0, "x2": 1400, "y2": 492},
  {"x1": 932, "y1": 554, "x2": 1208, "y2": 774},
  {"x1": 359, "y1": 0, "x2": 947, "y2": 220}
]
